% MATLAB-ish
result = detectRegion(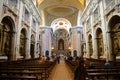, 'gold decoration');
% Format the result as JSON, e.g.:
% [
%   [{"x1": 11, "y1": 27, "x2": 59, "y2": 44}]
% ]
[
  {"x1": 79, "y1": 0, "x2": 85, "y2": 6},
  {"x1": 36, "y1": 0, "x2": 44, "y2": 6}
]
